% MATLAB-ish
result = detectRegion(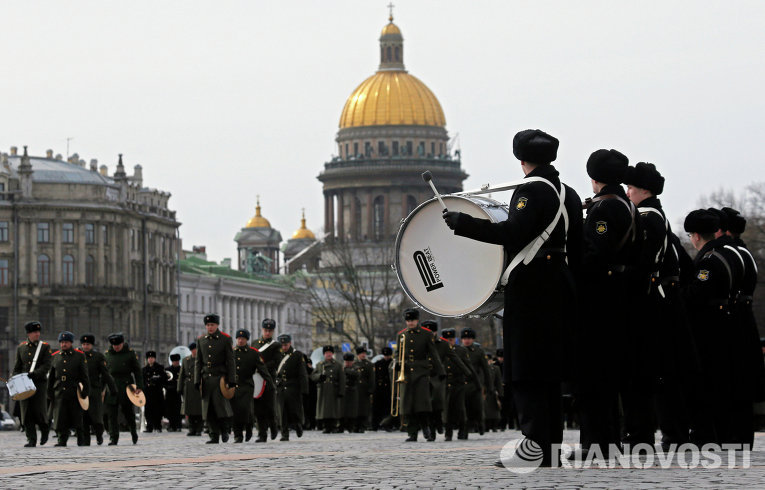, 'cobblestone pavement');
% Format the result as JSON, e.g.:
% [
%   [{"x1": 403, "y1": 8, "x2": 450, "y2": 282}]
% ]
[{"x1": 0, "y1": 429, "x2": 763, "y2": 488}]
